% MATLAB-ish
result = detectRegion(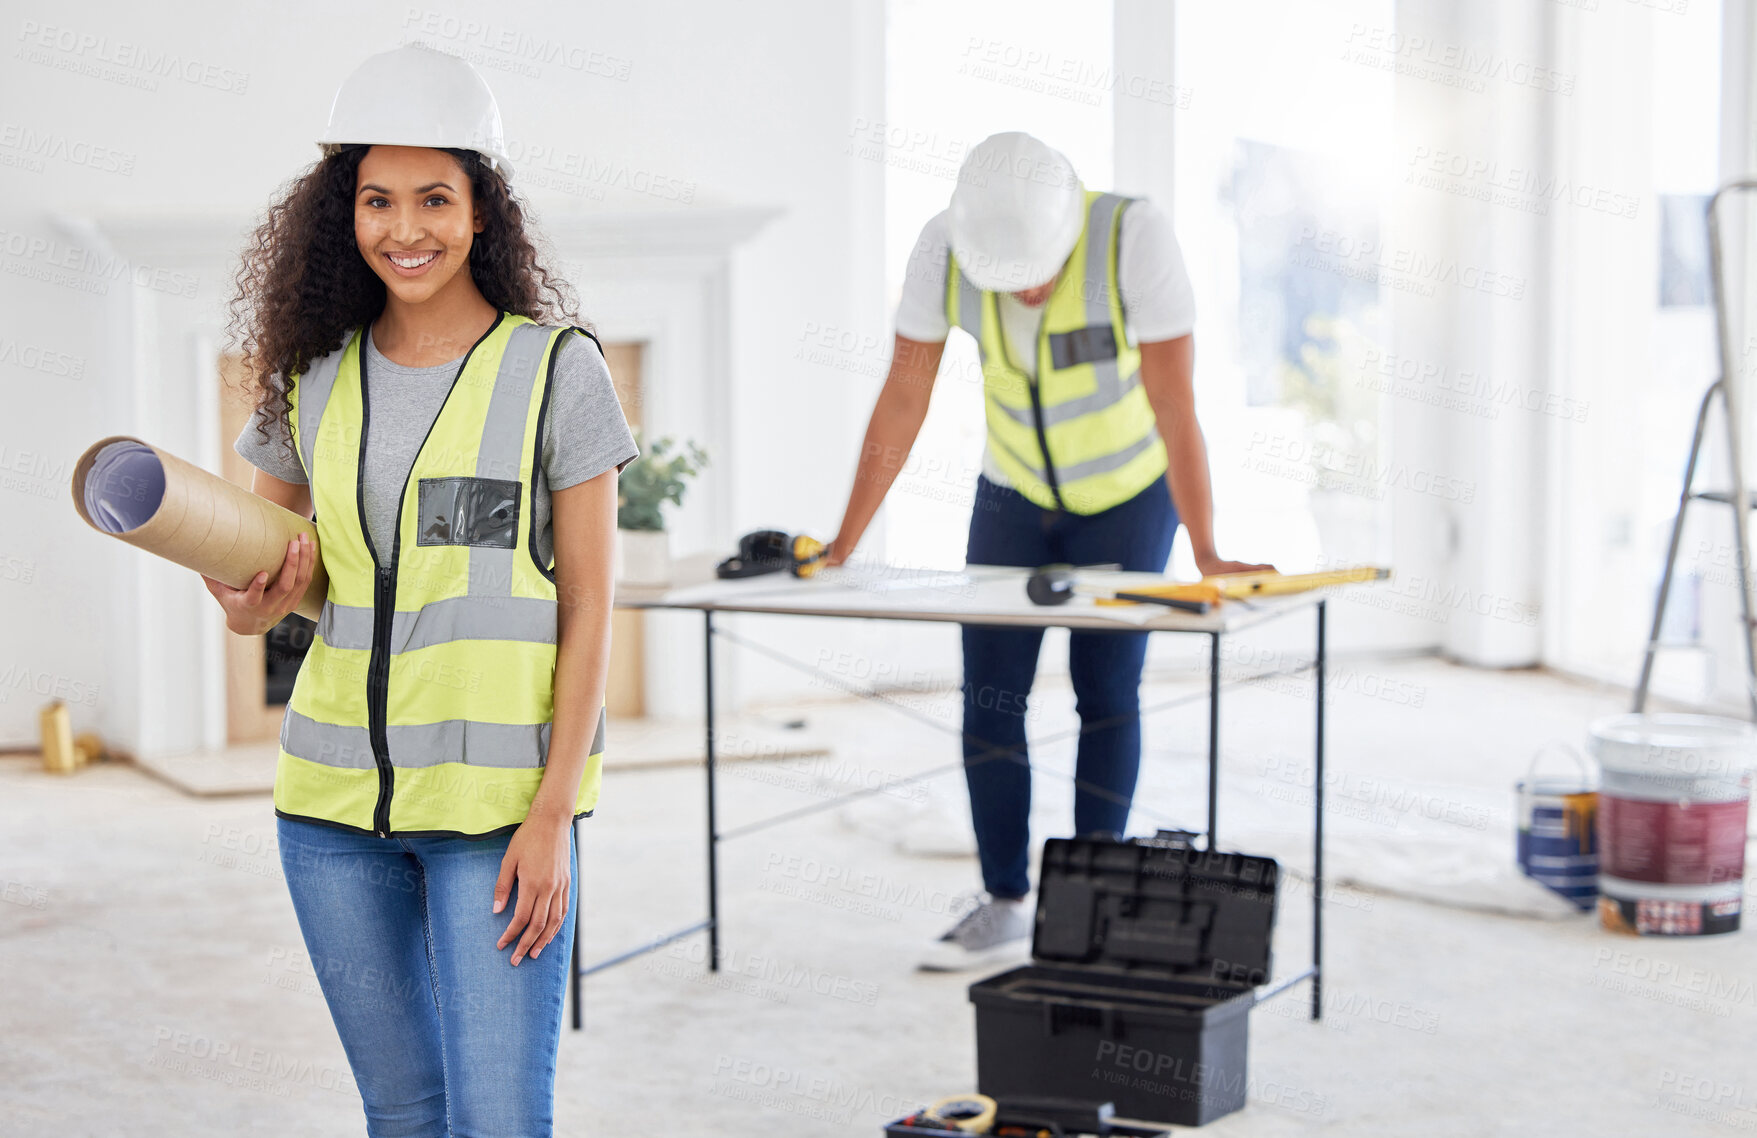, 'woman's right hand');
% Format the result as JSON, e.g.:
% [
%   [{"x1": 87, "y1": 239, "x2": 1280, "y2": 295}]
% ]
[{"x1": 202, "y1": 533, "x2": 315, "y2": 636}]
